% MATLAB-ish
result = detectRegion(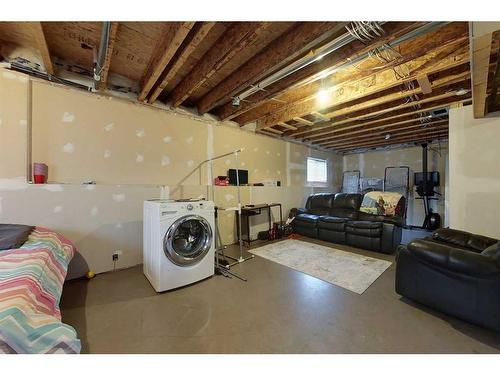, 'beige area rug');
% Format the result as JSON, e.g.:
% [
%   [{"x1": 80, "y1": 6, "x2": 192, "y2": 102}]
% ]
[{"x1": 249, "y1": 239, "x2": 392, "y2": 294}]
